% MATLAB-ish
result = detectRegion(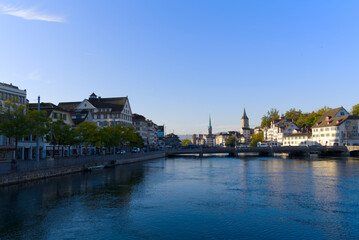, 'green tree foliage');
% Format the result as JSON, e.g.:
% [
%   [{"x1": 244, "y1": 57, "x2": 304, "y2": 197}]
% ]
[
  {"x1": 47, "y1": 120, "x2": 77, "y2": 158},
  {"x1": 298, "y1": 107, "x2": 329, "y2": 128},
  {"x1": 284, "y1": 108, "x2": 302, "y2": 122},
  {"x1": 74, "y1": 121, "x2": 99, "y2": 152},
  {"x1": 99, "y1": 125, "x2": 123, "y2": 148},
  {"x1": 352, "y1": 104, "x2": 359, "y2": 116},
  {"x1": 0, "y1": 101, "x2": 30, "y2": 162},
  {"x1": 250, "y1": 132, "x2": 264, "y2": 147},
  {"x1": 181, "y1": 139, "x2": 191, "y2": 146},
  {"x1": 225, "y1": 136, "x2": 236, "y2": 147},
  {"x1": 261, "y1": 106, "x2": 331, "y2": 129},
  {"x1": 261, "y1": 108, "x2": 280, "y2": 128},
  {"x1": 27, "y1": 109, "x2": 50, "y2": 137}
]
